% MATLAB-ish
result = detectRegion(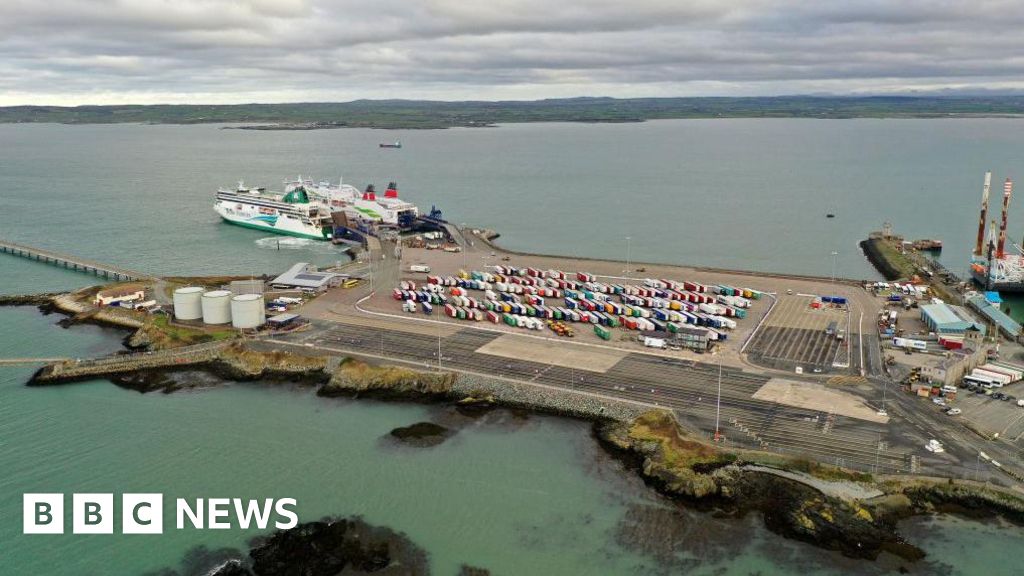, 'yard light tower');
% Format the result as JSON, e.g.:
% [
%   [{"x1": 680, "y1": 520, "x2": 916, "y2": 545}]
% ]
[
  {"x1": 714, "y1": 358, "x2": 723, "y2": 442},
  {"x1": 625, "y1": 236, "x2": 632, "y2": 275}
]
